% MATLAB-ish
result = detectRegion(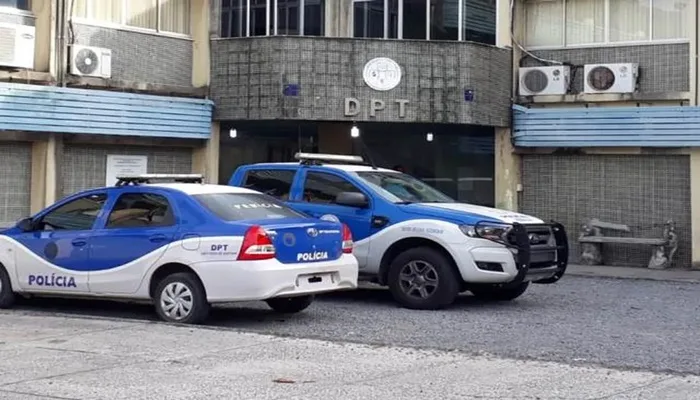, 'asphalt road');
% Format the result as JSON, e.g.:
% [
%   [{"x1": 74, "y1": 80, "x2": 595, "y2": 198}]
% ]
[{"x1": 9, "y1": 275, "x2": 700, "y2": 376}]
